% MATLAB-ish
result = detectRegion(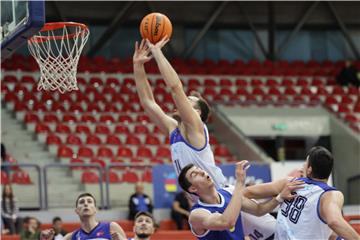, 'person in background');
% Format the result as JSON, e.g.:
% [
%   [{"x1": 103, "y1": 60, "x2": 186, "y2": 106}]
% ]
[
  {"x1": 1, "y1": 143, "x2": 11, "y2": 176},
  {"x1": 1, "y1": 184, "x2": 20, "y2": 234},
  {"x1": 171, "y1": 191, "x2": 192, "y2": 230},
  {"x1": 128, "y1": 182, "x2": 153, "y2": 220},
  {"x1": 336, "y1": 60, "x2": 360, "y2": 87},
  {"x1": 128, "y1": 211, "x2": 155, "y2": 240},
  {"x1": 52, "y1": 217, "x2": 67, "y2": 240},
  {"x1": 20, "y1": 217, "x2": 41, "y2": 240}
]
